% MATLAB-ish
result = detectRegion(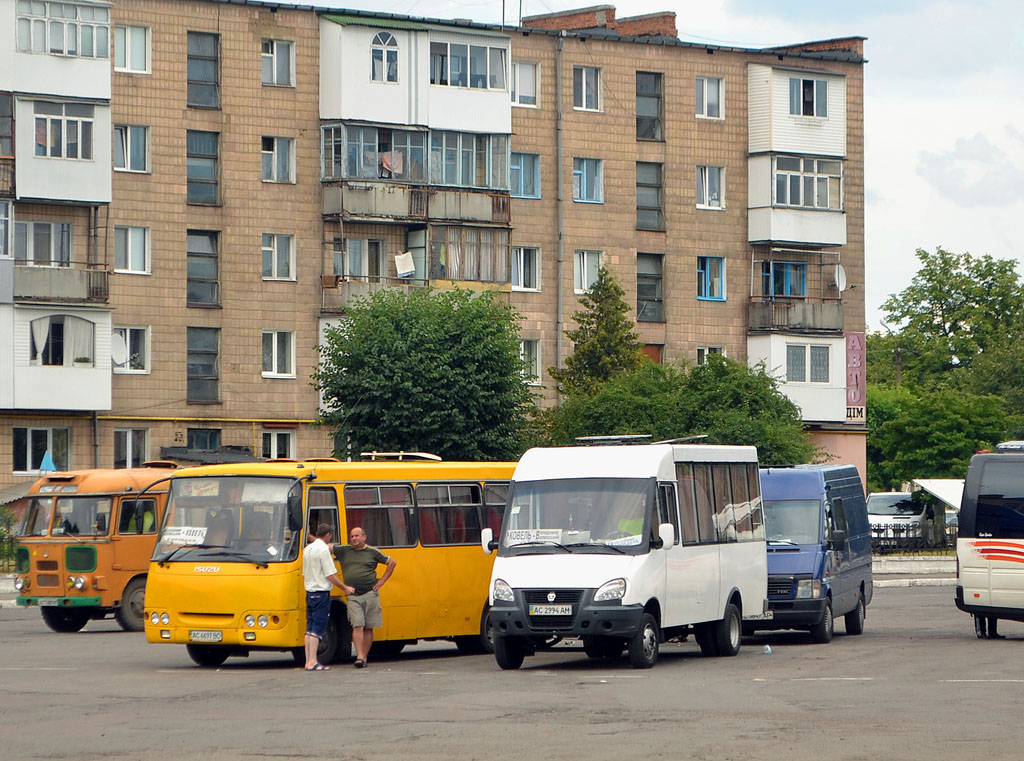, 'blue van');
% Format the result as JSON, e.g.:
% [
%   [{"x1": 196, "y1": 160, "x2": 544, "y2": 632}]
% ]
[{"x1": 749, "y1": 465, "x2": 872, "y2": 642}]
